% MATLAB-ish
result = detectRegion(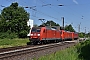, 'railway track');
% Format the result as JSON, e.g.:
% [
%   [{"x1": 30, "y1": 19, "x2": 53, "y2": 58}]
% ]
[
  {"x1": 0, "y1": 45, "x2": 34, "y2": 53},
  {"x1": 0, "y1": 40, "x2": 79, "y2": 60}
]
